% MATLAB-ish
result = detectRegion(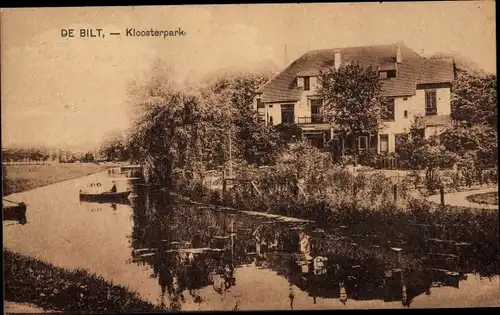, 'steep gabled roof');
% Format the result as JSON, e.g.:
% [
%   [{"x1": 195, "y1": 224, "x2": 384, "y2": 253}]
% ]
[{"x1": 257, "y1": 43, "x2": 455, "y2": 103}]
